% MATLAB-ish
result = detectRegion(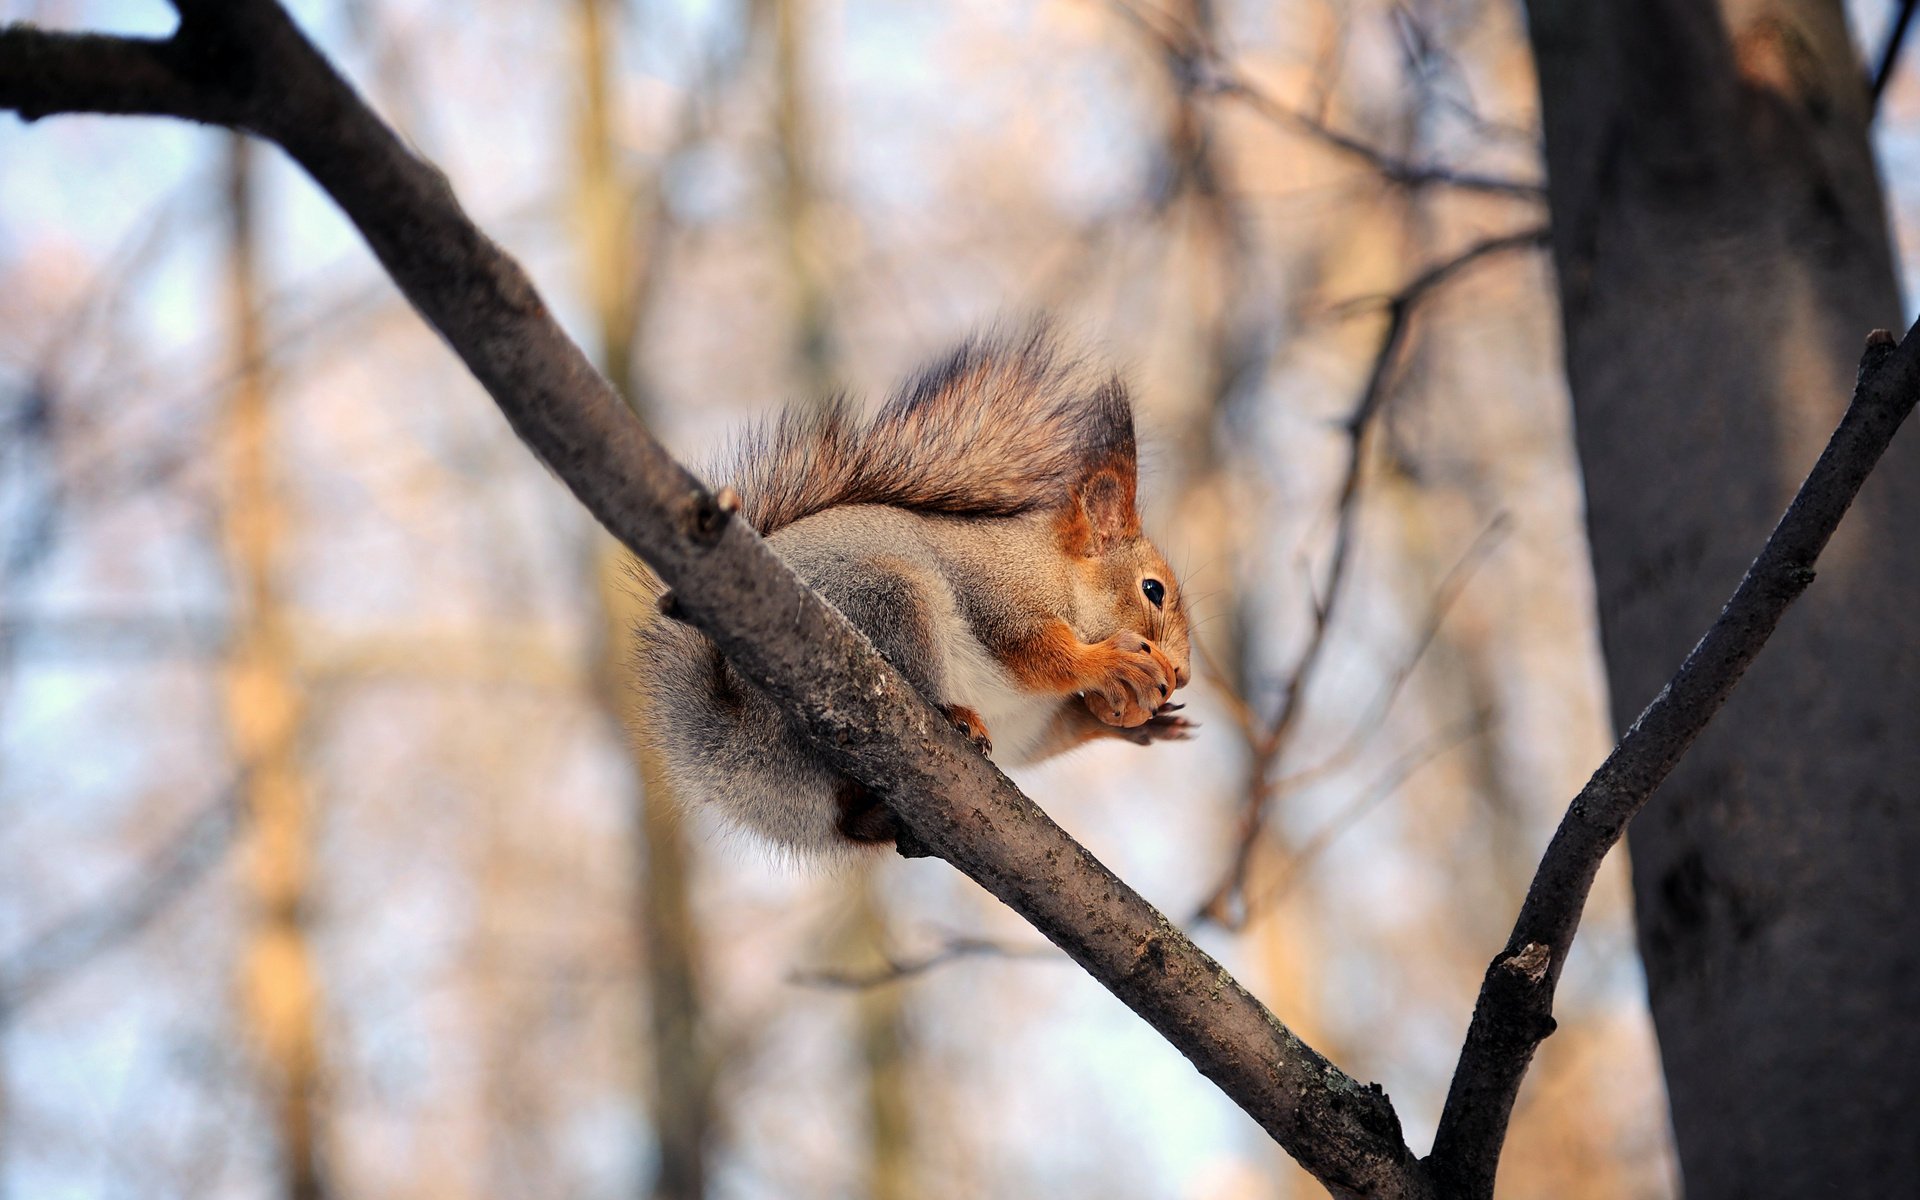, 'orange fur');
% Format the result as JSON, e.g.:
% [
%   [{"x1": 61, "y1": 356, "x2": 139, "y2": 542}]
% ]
[
  {"x1": 1001, "y1": 619, "x2": 1177, "y2": 728},
  {"x1": 1000, "y1": 620, "x2": 1092, "y2": 693},
  {"x1": 943, "y1": 703, "x2": 993, "y2": 753}
]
